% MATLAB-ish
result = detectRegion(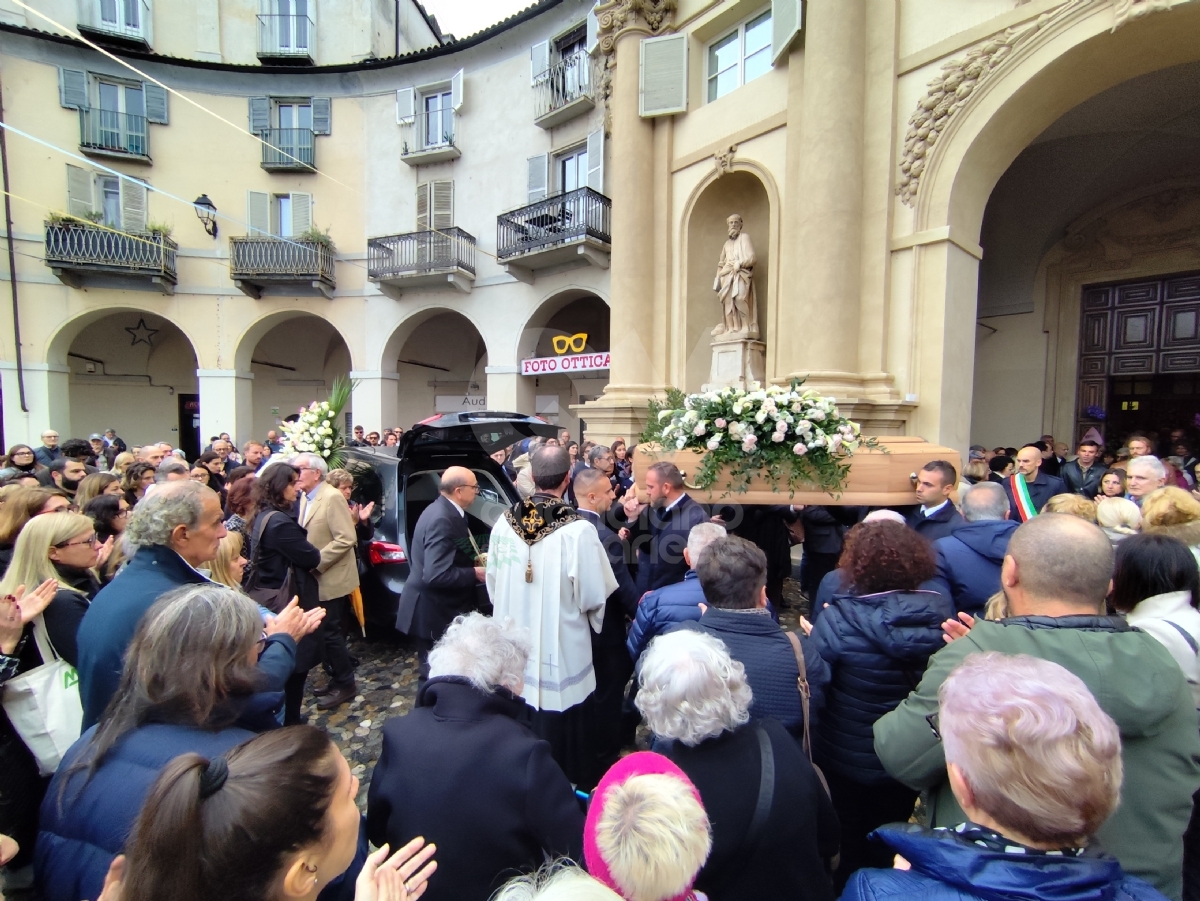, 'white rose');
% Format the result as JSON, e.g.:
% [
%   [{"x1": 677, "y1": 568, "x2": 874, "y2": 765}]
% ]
[
  {"x1": 755, "y1": 411, "x2": 768, "y2": 424},
  {"x1": 771, "y1": 433, "x2": 785, "y2": 443},
  {"x1": 693, "y1": 424, "x2": 707, "y2": 437},
  {"x1": 676, "y1": 437, "x2": 687, "y2": 449},
  {"x1": 707, "y1": 437, "x2": 721, "y2": 451},
  {"x1": 324, "y1": 438, "x2": 333, "y2": 448}
]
